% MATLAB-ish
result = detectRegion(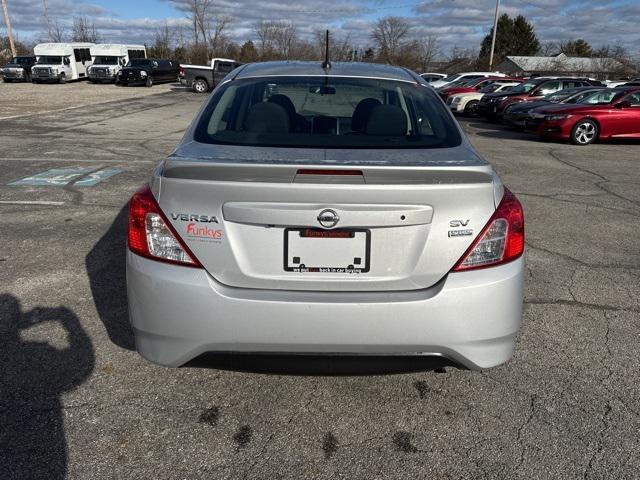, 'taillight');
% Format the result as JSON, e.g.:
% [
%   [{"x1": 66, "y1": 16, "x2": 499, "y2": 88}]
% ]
[
  {"x1": 128, "y1": 185, "x2": 202, "y2": 268},
  {"x1": 453, "y1": 188, "x2": 524, "y2": 271},
  {"x1": 179, "y1": 67, "x2": 185, "y2": 77}
]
